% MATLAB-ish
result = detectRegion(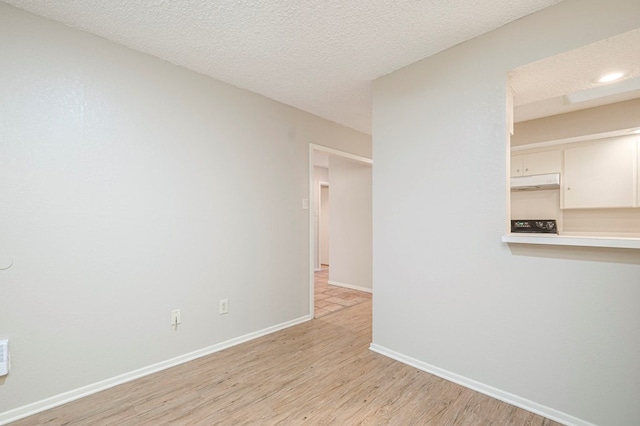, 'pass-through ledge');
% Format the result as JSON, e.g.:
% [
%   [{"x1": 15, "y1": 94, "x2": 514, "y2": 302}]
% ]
[{"x1": 502, "y1": 233, "x2": 640, "y2": 249}]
